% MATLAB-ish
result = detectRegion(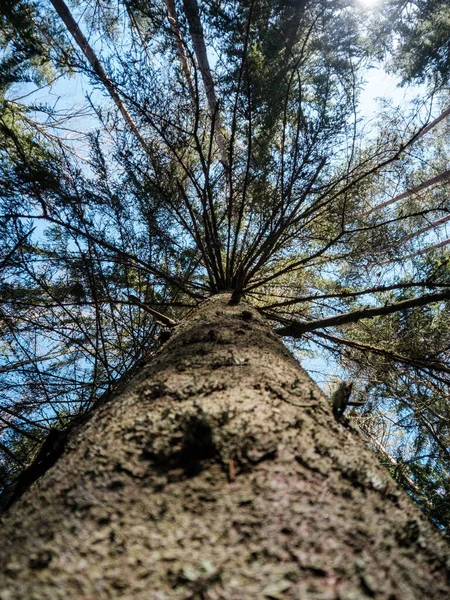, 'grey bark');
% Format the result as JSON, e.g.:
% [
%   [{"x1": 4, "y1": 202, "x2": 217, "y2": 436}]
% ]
[
  {"x1": 182, "y1": 0, "x2": 227, "y2": 165},
  {"x1": 0, "y1": 294, "x2": 449, "y2": 599},
  {"x1": 165, "y1": 0, "x2": 196, "y2": 99}
]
